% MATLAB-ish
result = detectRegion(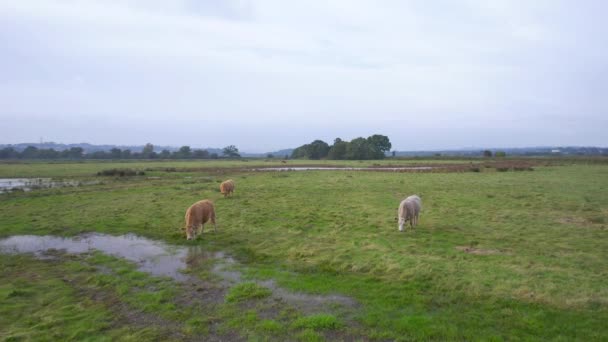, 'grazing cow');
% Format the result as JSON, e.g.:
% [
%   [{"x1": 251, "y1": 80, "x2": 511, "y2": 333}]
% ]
[
  {"x1": 398, "y1": 195, "x2": 422, "y2": 232},
  {"x1": 184, "y1": 199, "x2": 217, "y2": 240},
  {"x1": 219, "y1": 179, "x2": 235, "y2": 197}
]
